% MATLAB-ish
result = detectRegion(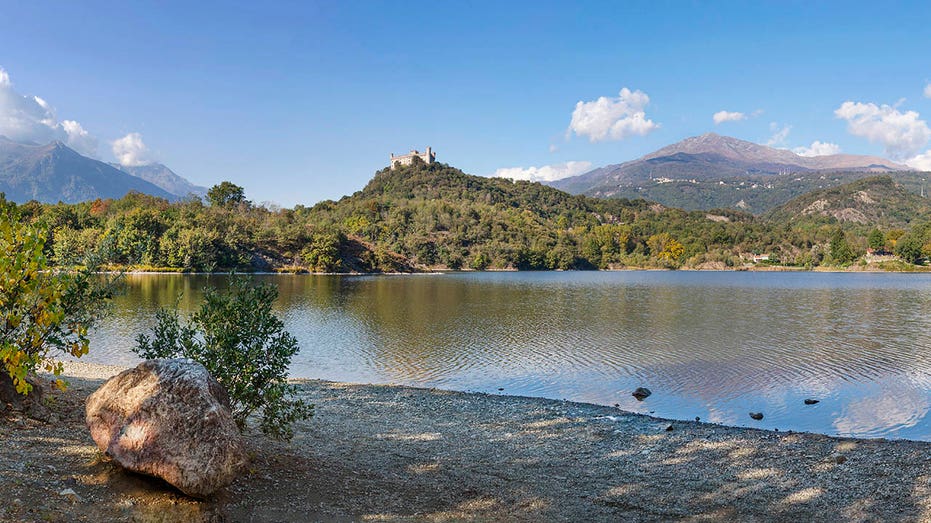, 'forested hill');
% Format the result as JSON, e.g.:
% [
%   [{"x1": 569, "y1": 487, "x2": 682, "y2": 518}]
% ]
[
  {"x1": 356, "y1": 162, "x2": 649, "y2": 220},
  {"x1": 12, "y1": 161, "x2": 931, "y2": 272},
  {"x1": 299, "y1": 161, "x2": 767, "y2": 270},
  {"x1": 766, "y1": 176, "x2": 931, "y2": 229}
]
